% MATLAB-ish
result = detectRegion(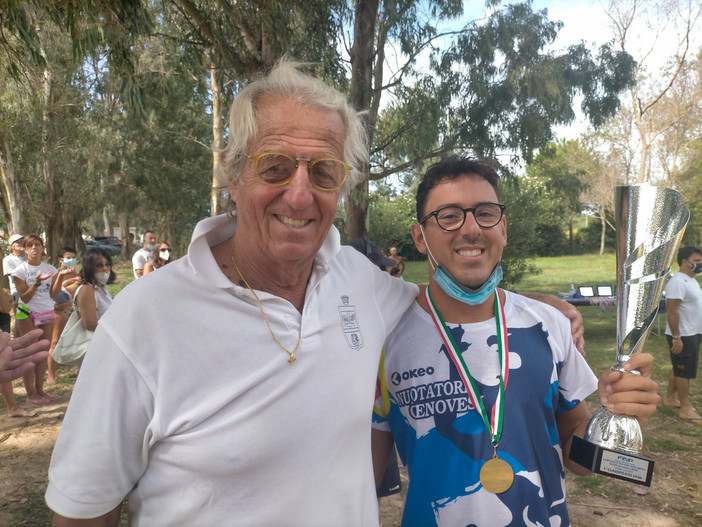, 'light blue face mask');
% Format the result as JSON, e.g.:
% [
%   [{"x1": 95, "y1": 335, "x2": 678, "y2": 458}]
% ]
[
  {"x1": 433, "y1": 262, "x2": 503, "y2": 306},
  {"x1": 62, "y1": 257, "x2": 77, "y2": 268},
  {"x1": 418, "y1": 223, "x2": 503, "y2": 306}
]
